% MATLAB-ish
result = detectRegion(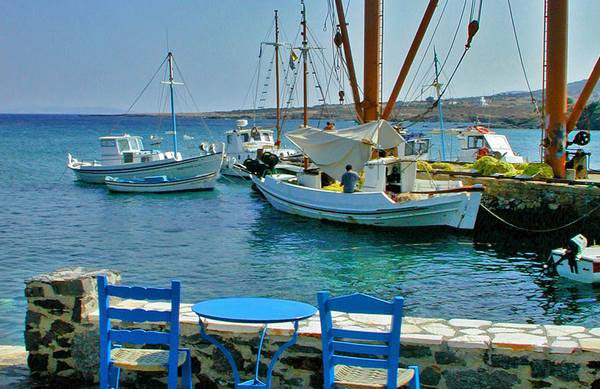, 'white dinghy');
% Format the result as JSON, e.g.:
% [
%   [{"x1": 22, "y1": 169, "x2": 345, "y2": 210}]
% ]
[
  {"x1": 105, "y1": 171, "x2": 219, "y2": 193},
  {"x1": 547, "y1": 235, "x2": 600, "y2": 284},
  {"x1": 251, "y1": 120, "x2": 483, "y2": 230}
]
